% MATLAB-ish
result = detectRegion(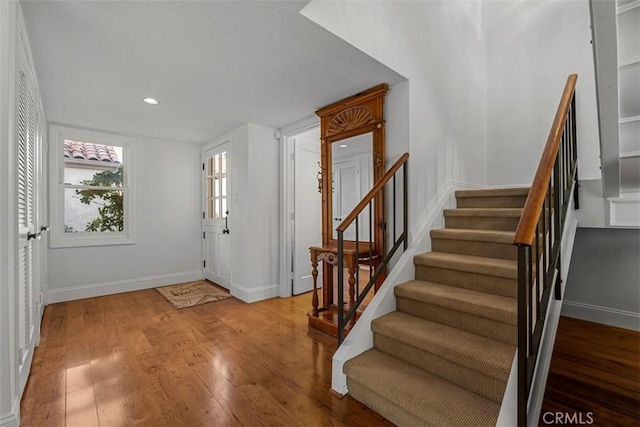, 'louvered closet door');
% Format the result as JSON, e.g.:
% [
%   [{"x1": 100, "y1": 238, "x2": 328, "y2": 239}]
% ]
[{"x1": 16, "y1": 49, "x2": 38, "y2": 394}]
